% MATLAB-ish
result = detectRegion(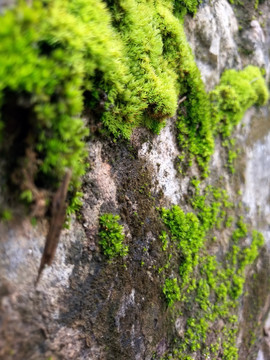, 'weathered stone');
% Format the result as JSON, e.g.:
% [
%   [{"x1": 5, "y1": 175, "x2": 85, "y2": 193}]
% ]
[{"x1": 1, "y1": 1, "x2": 270, "y2": 359}]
